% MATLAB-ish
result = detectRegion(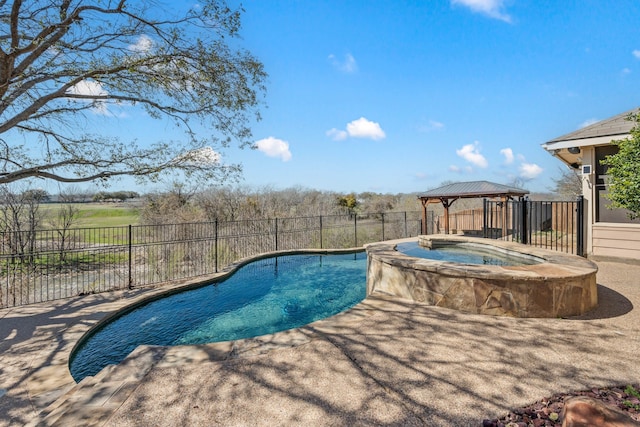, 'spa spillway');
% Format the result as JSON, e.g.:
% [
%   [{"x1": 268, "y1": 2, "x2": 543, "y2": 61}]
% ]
[{"x1": 365, "y1": 235, "x2": 598, "y2": 318}]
